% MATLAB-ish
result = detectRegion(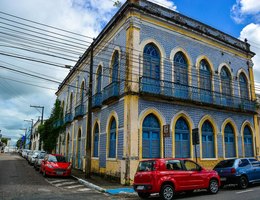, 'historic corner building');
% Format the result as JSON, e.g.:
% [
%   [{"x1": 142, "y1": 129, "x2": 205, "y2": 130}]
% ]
[{"x1": 55, "y1": 0, "x2": 259, "y2": 184}]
